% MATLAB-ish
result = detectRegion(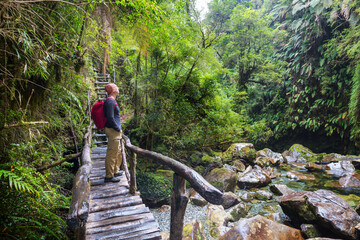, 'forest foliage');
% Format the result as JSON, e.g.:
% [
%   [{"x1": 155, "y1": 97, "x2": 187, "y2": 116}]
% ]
[{"x1": 0, "y1": 0, "x2": 360, "y2": 239}]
